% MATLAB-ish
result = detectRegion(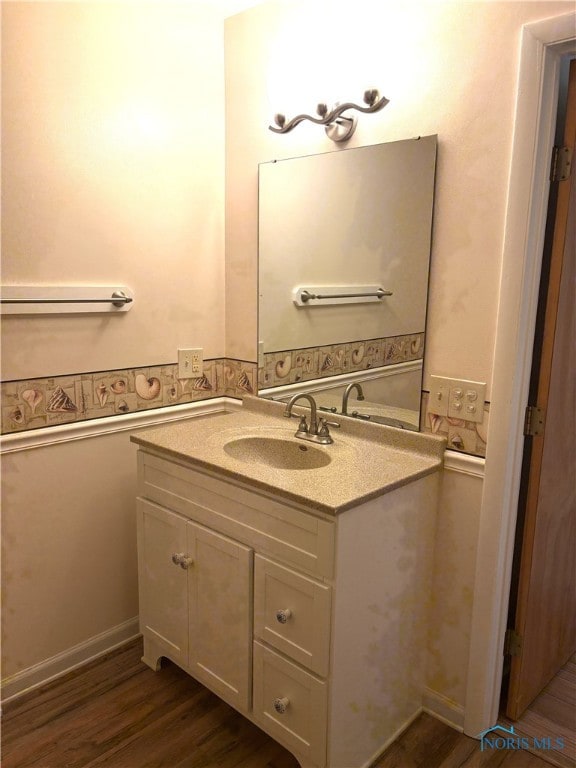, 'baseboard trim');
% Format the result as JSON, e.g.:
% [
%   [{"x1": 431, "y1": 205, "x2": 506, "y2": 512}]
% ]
[
  {"x1": 1, "y1": 617, "x2": 140, "y2": 704},
  {"x1": 423, "y1": 687, "x2": 465, "y2": 731}
]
